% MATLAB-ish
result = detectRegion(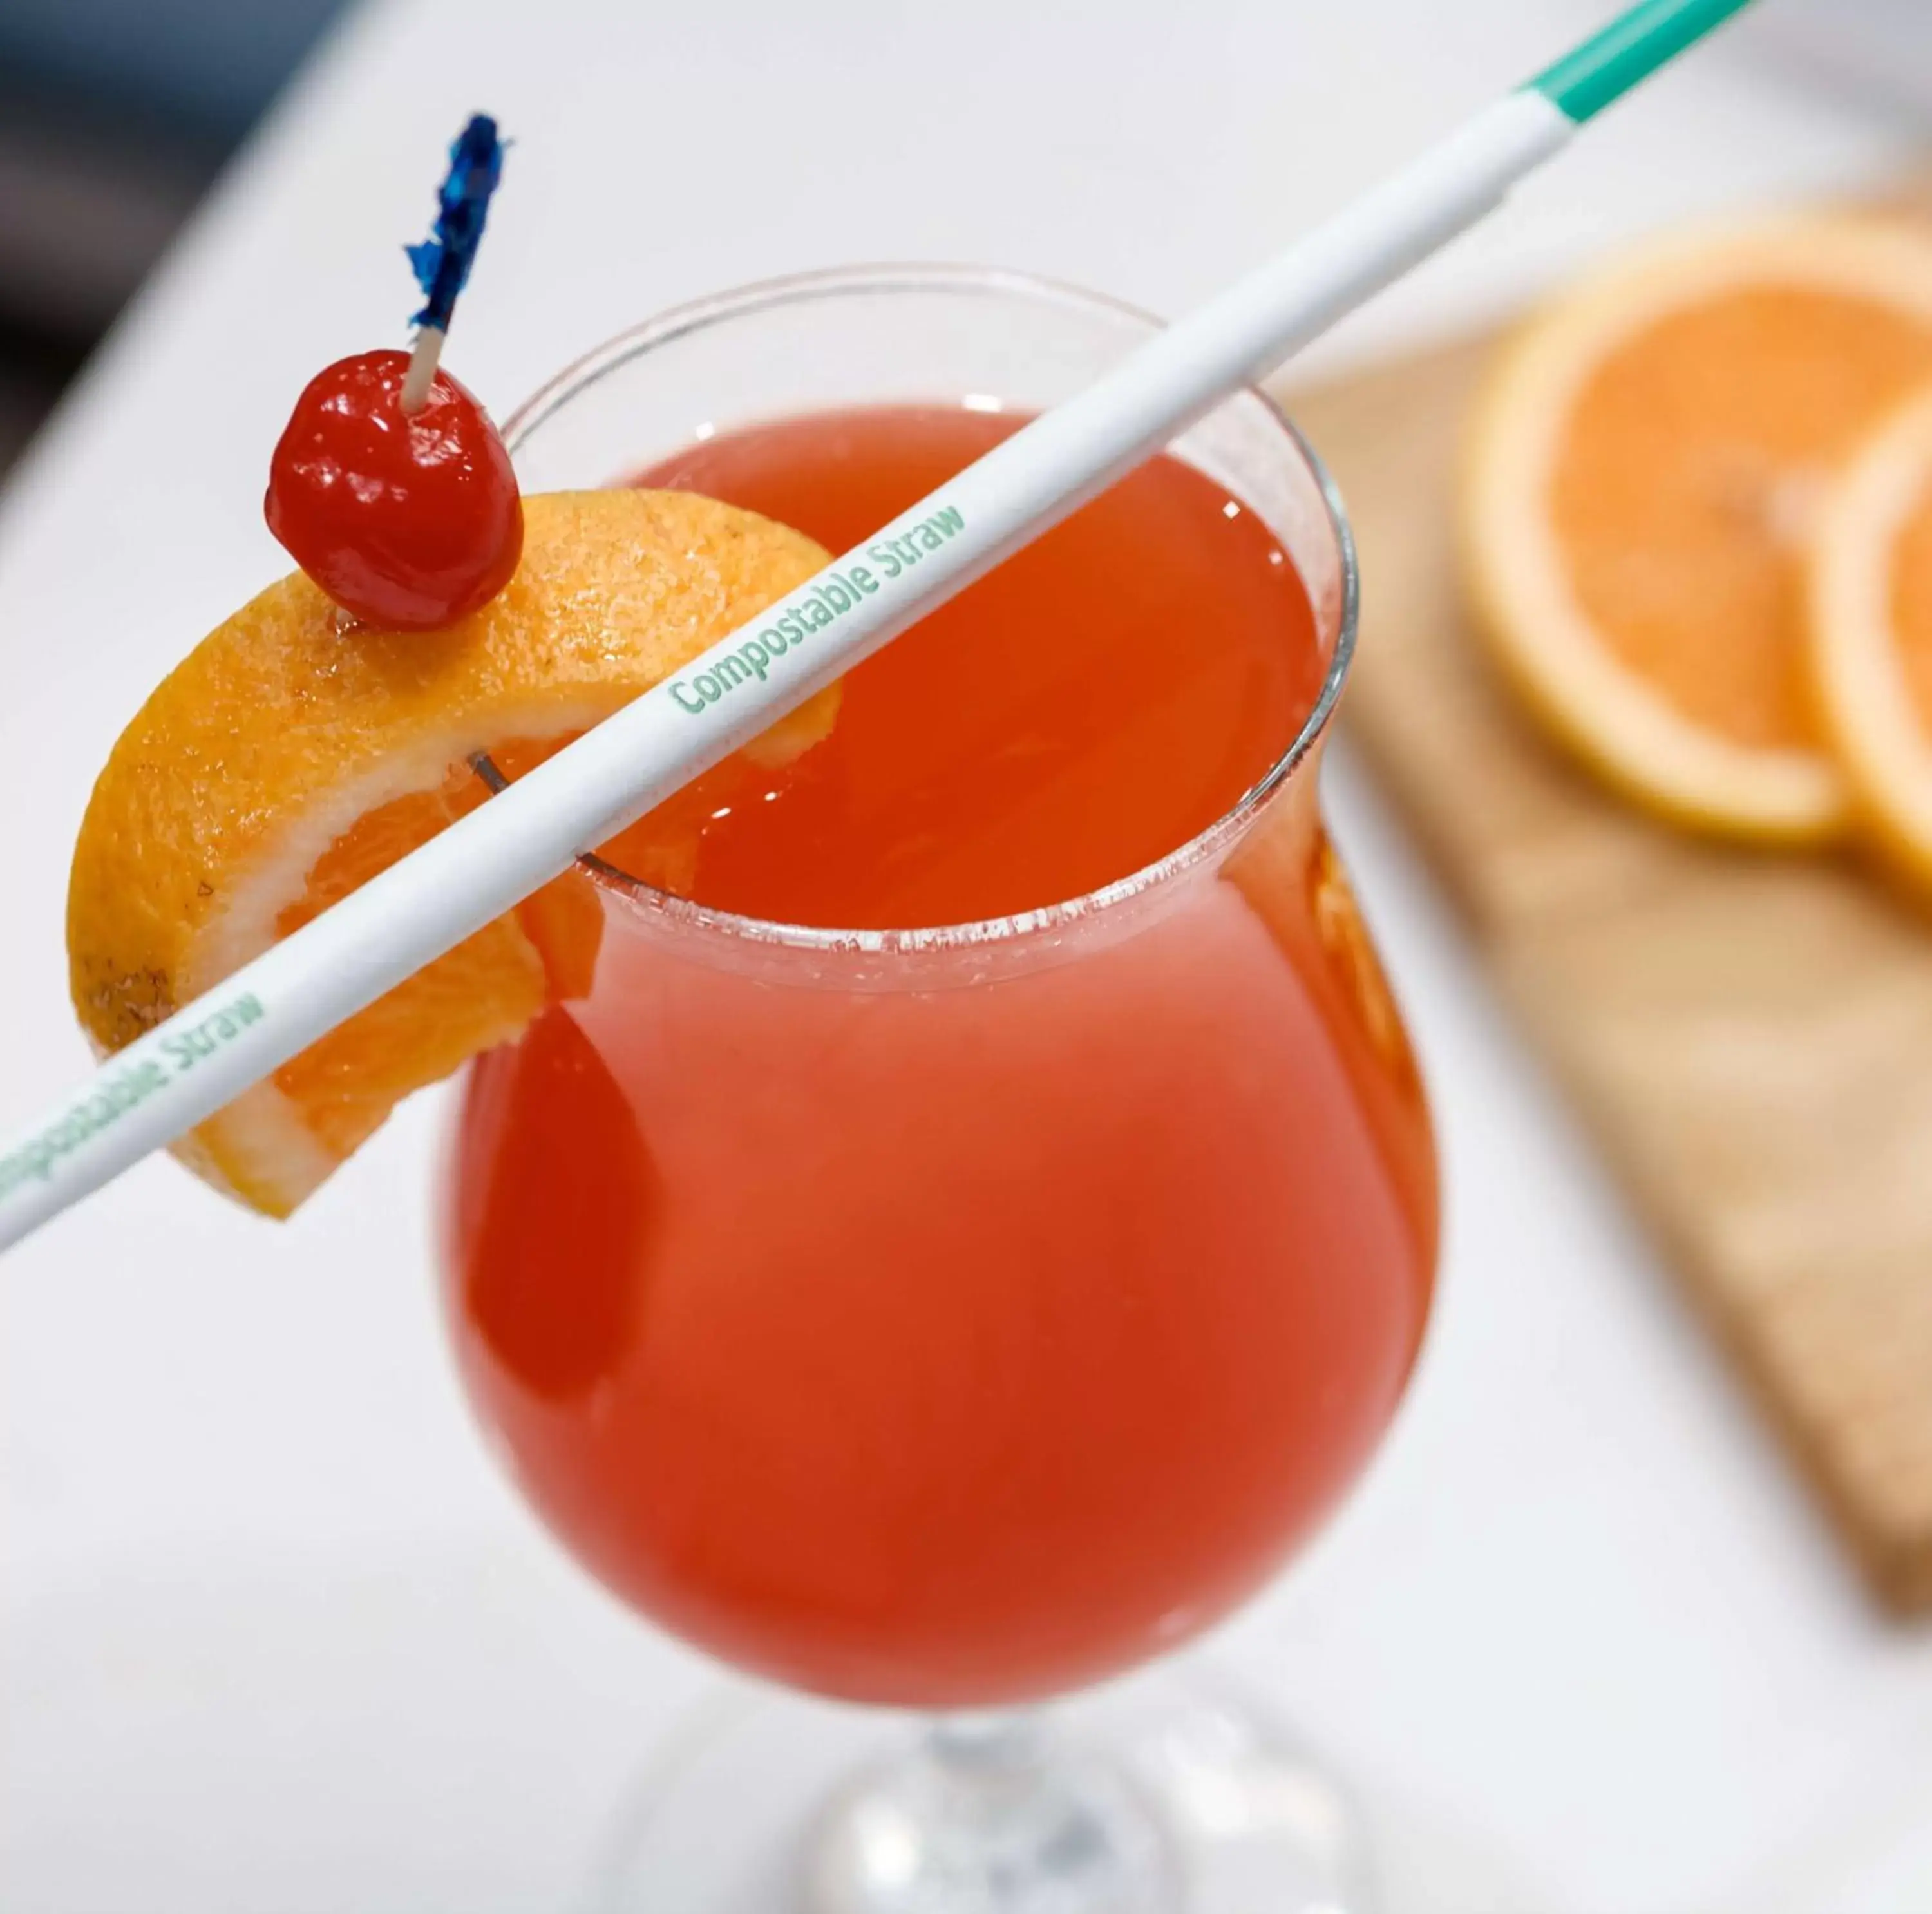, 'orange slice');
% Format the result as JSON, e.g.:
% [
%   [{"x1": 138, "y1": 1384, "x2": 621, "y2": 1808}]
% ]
[
  {"x1": 1809, "y1": 379, "x2": 1932, "y2": 895},
  {"x1": 1463, "y1": 214, "x2": 1932, "y2": 842},
  {"x1": 68, "y1": 488, "x2": 833, "y2": 1217}
]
